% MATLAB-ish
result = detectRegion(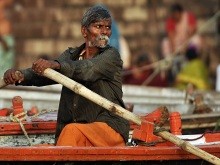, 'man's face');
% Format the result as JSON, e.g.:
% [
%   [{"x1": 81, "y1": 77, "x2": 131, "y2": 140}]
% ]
[{"x1": 86, "y1": 19, "x2": 112, "y2": 48}]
